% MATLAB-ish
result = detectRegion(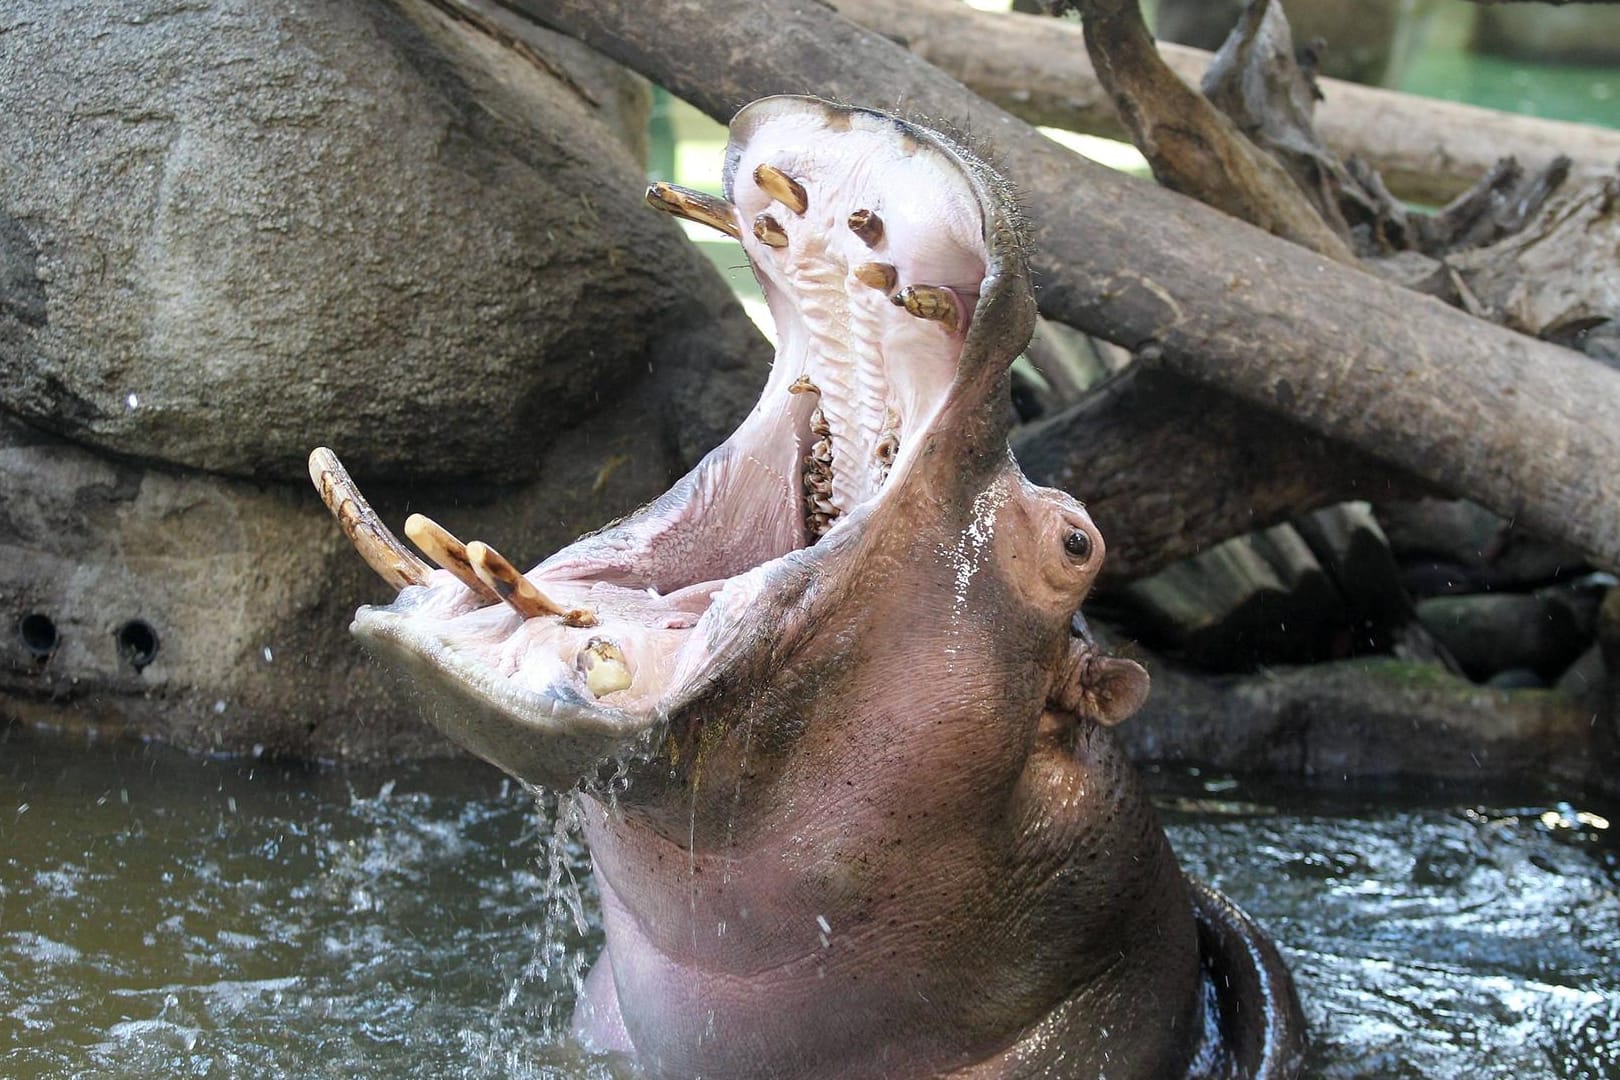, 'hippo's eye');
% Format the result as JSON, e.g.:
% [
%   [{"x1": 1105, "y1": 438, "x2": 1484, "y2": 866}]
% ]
[{"x1": 1063, "y1": 528, "x2": 1092, "y2": 563}]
